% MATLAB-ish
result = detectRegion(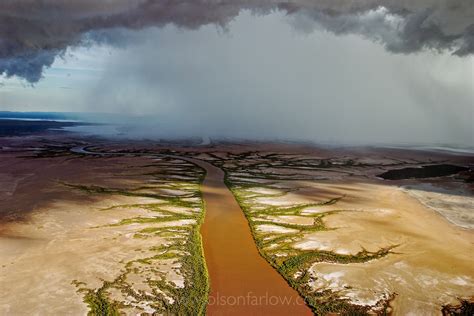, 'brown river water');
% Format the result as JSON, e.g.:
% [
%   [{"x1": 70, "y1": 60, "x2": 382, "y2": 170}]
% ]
[
  {"x1": 71, "y1": 147, "x2": 312, "y2": 315},
  {"x1": 188, "y1": 158, "x2": 312, "y2": 315}
]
